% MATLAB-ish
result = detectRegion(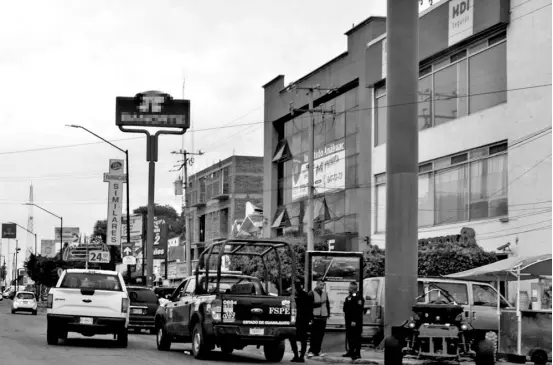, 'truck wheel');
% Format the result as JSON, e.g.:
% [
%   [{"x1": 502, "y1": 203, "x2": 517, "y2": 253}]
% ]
[
  {"x1": 191, "y1": 322, "x2": 210, "y2": 359},
  {"x1": 46, "y1": 323, "x2": 58, "y2": 345},
  {"x1": 156, "y1": 325, "x2": 171, "y2": 351},
  {"x1": 116, "y1": 330, "x2": 128, "y2": 348},
  {"x1": 531, "y1": 349, "x2": 548, "y2": 365},
  {"x1": 264, "y1": 340, "x2": 285, "y2": 362},
  {"x1": 474, "y1": 339, "x2": 495, "y2": 365}
]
